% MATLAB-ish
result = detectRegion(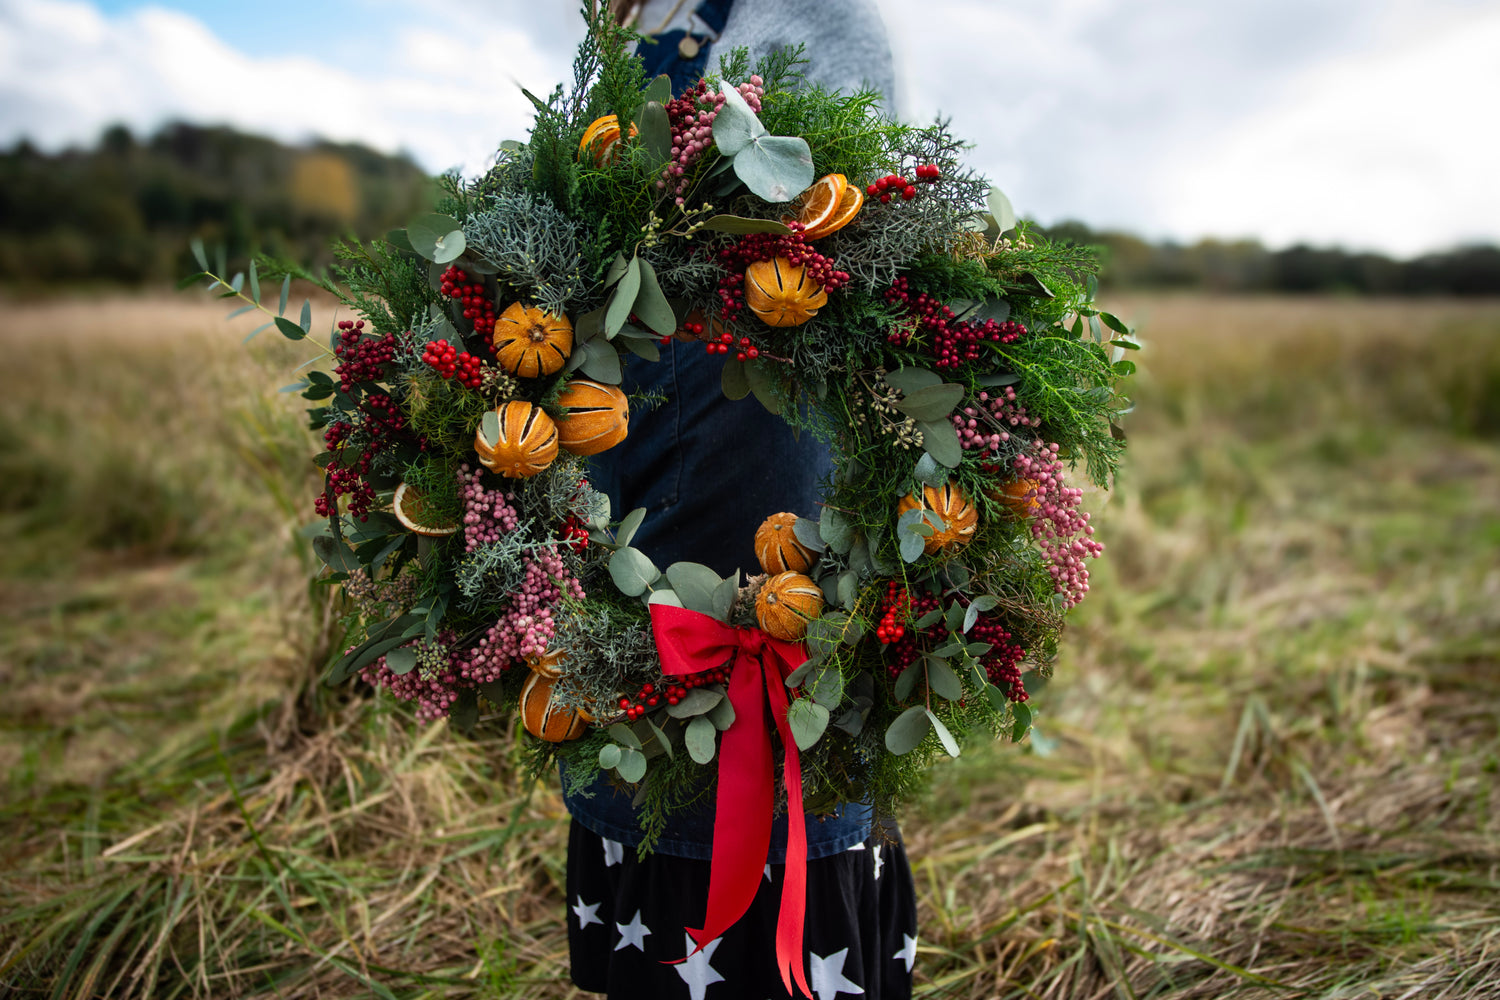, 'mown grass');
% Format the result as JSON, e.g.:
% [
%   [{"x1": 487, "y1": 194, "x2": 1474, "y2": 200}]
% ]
[{"x1": 1, "y1": 293, "x2": 1497, "y2": 998}]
